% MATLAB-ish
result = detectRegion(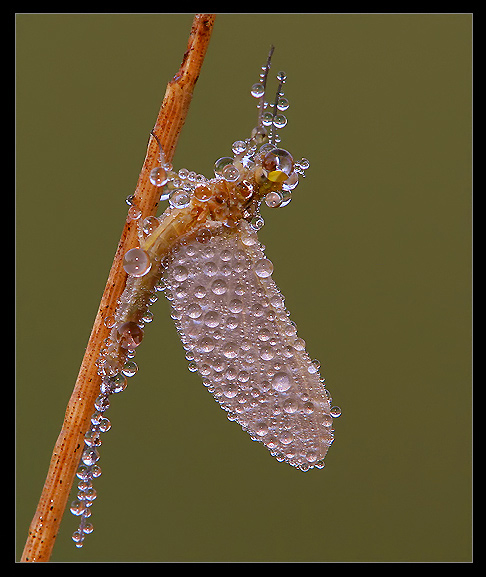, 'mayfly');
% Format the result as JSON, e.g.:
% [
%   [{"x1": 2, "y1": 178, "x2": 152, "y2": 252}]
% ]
[{"x1": 70, "y1": 46, "x2": 341, "y2": 547}]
